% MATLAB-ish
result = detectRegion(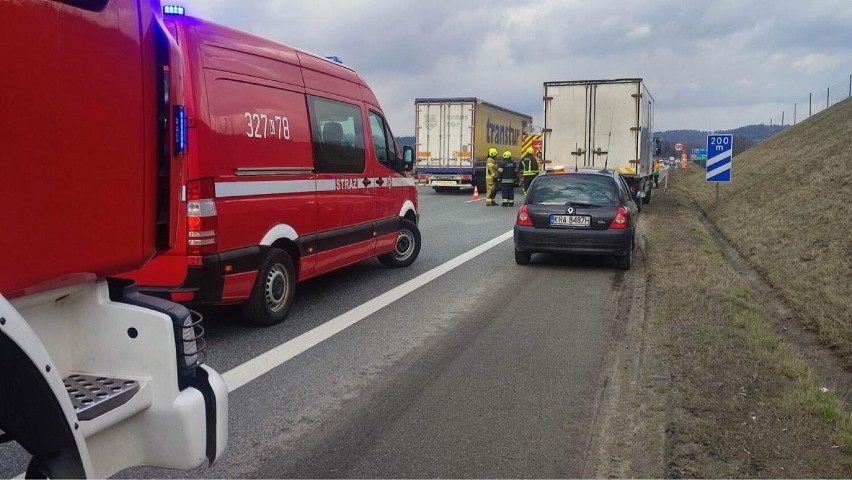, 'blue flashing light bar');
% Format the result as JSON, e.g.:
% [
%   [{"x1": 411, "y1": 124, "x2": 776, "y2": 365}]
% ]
[
  {"x1": 163, "y1": 5, "x2": 185, "y2": 15},
  {"x1": 174, "y1": 106, "x2": 188, "y2": 154},
  {"x1": 325, "y1": 56, "x2": 344, "y2": 64}
]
